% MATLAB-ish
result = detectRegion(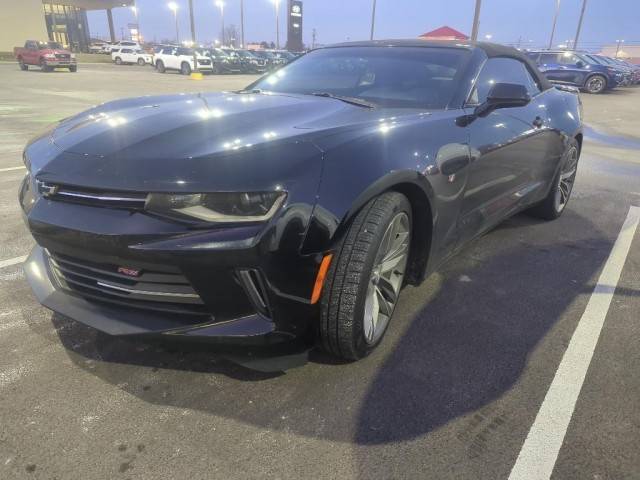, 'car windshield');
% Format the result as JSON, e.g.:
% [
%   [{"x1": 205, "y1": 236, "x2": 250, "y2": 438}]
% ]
[
  {"x1": 250, "y1": 46, "x2": 470, "y2": 109},
  {"x1": 39, "y1": 42, "x2": 63, "y2": 50}
]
